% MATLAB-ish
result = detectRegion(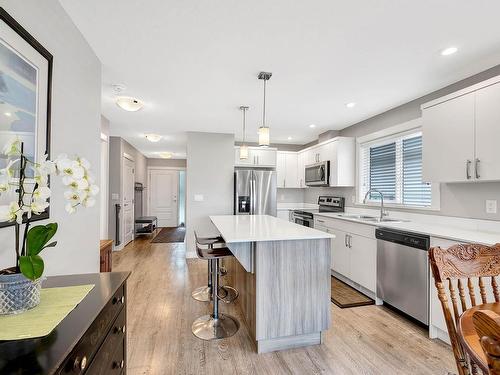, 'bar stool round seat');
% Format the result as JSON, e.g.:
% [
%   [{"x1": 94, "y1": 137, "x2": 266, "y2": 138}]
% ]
[{"x1": 191, "y1": 243, "x2": 239, "y2": 340}]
